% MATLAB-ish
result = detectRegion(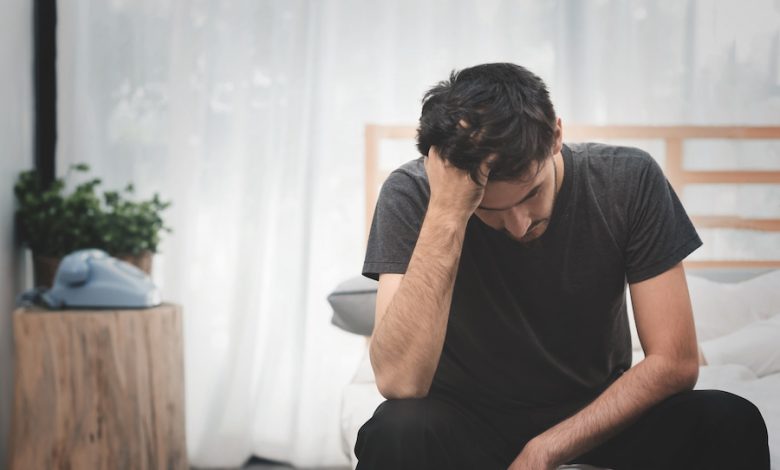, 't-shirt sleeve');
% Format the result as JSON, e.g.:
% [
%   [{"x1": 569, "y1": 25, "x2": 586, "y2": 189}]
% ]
[
  {"x1": 624, "y1": 154, "x2": 702, "y2": 284},
  {"x1": 362, "y1": 168, "x2": 429, "y2": 281}
]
